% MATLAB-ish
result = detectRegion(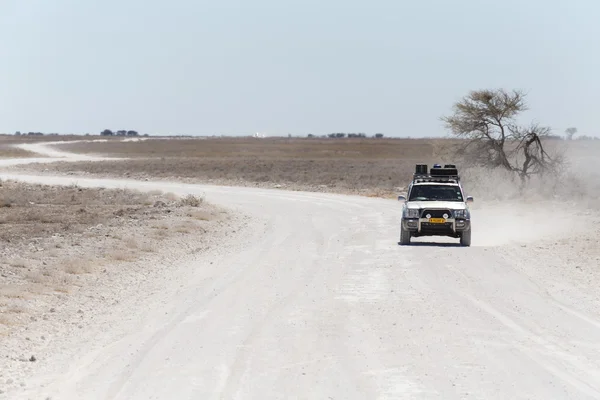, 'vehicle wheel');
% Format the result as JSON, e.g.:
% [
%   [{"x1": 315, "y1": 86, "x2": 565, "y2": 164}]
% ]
[
  {"x1": 460, "y1": 228, "x2": 471, "y2": 247},
  {"x1": 400, "y1": 224, "x2": 411, "y2": 245}
]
